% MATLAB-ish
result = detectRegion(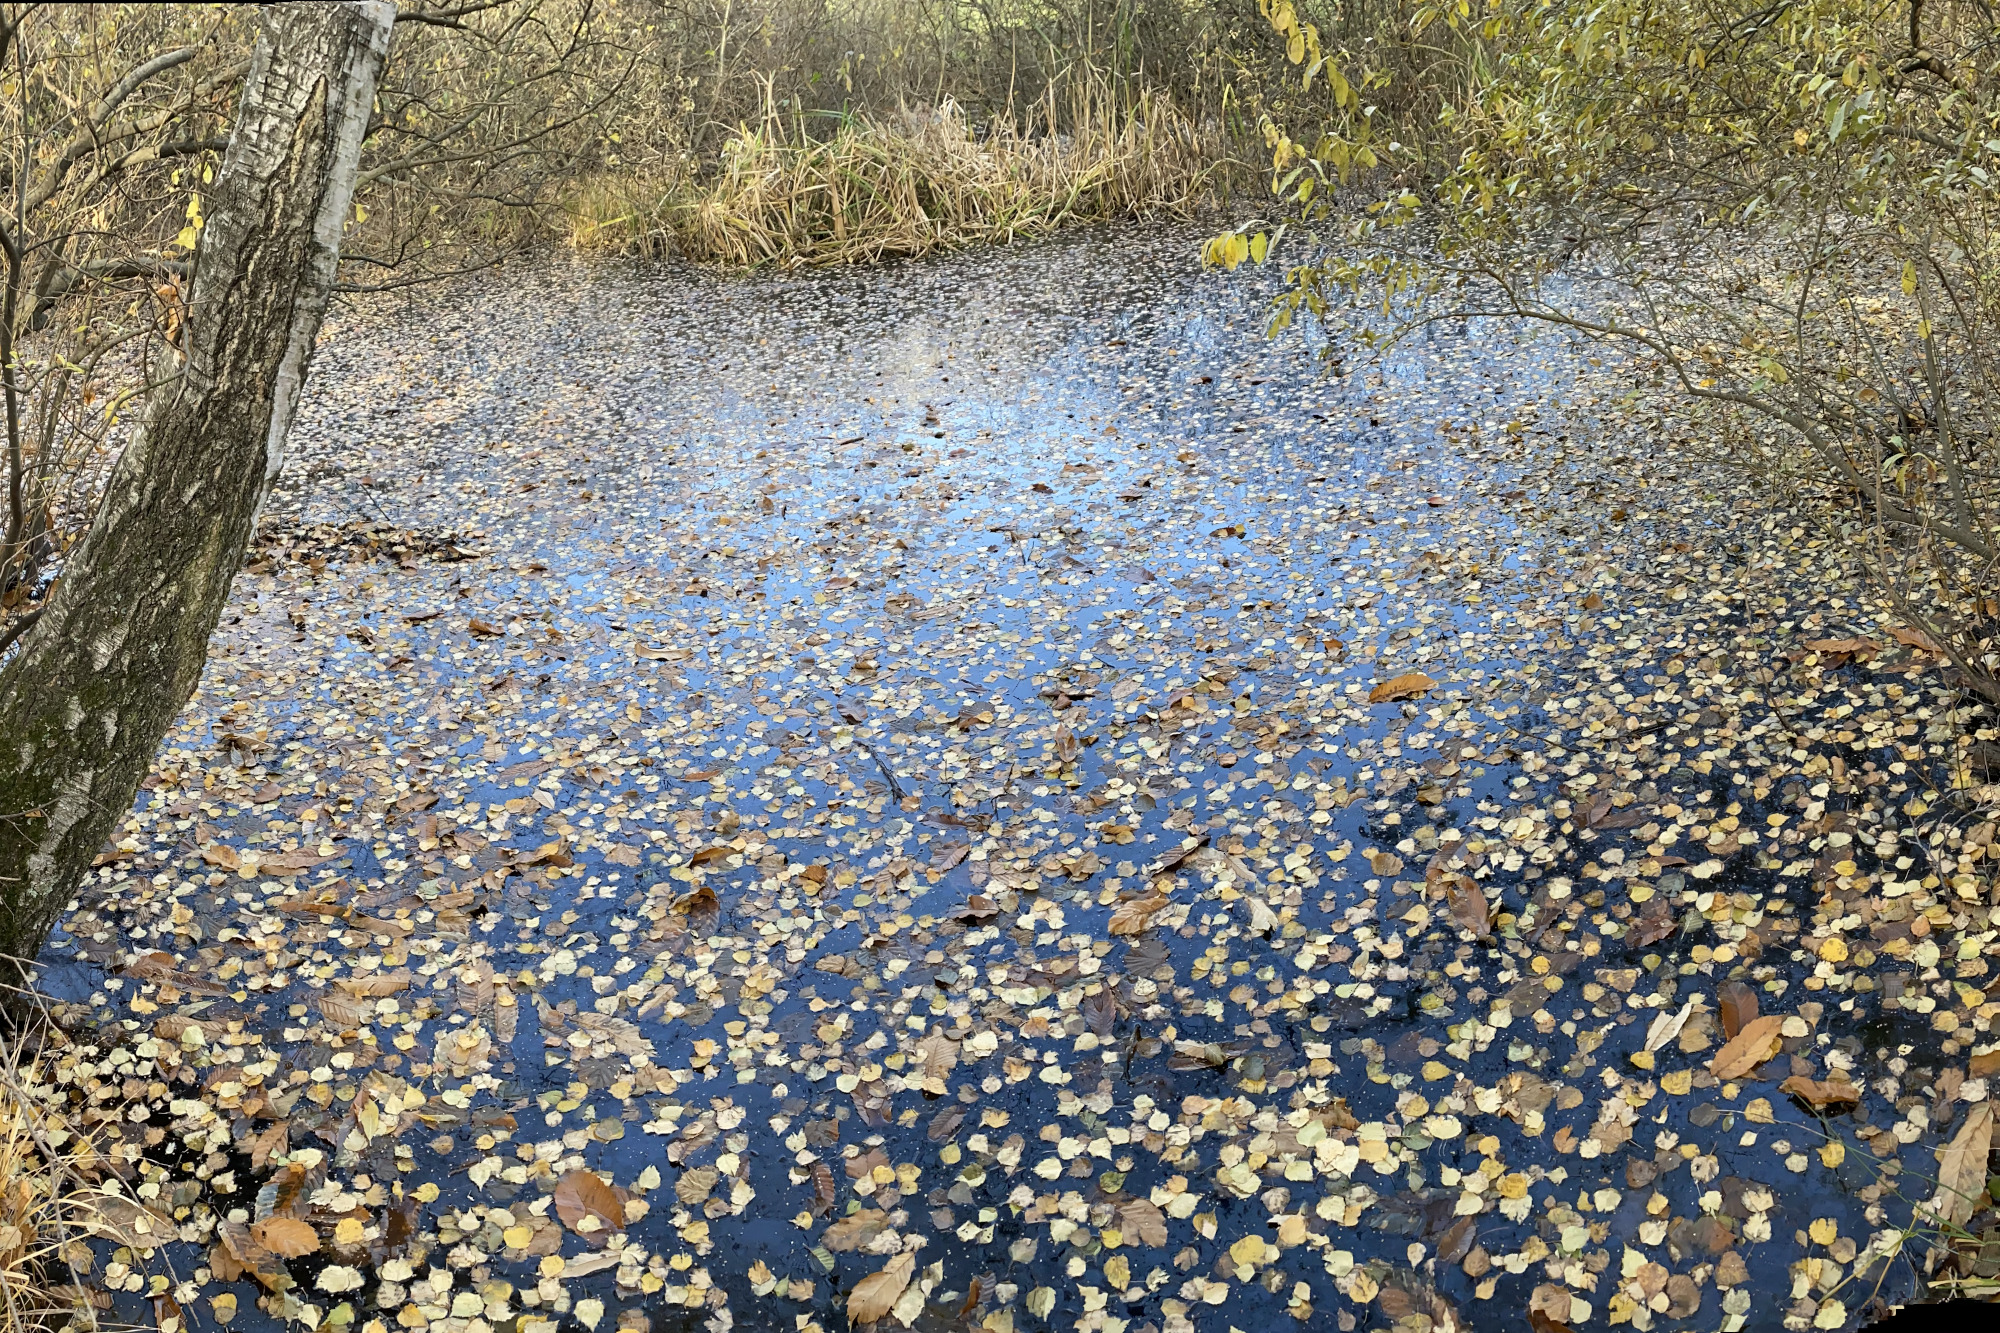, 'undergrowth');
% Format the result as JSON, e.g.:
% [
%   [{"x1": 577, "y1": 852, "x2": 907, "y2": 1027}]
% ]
[
  {"x1": 567, "y1": 88, "x2": 1218, "y2": 267},
  {"x1": 0, "y1": 1030, "x2": 116, "y2": 1333}
]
